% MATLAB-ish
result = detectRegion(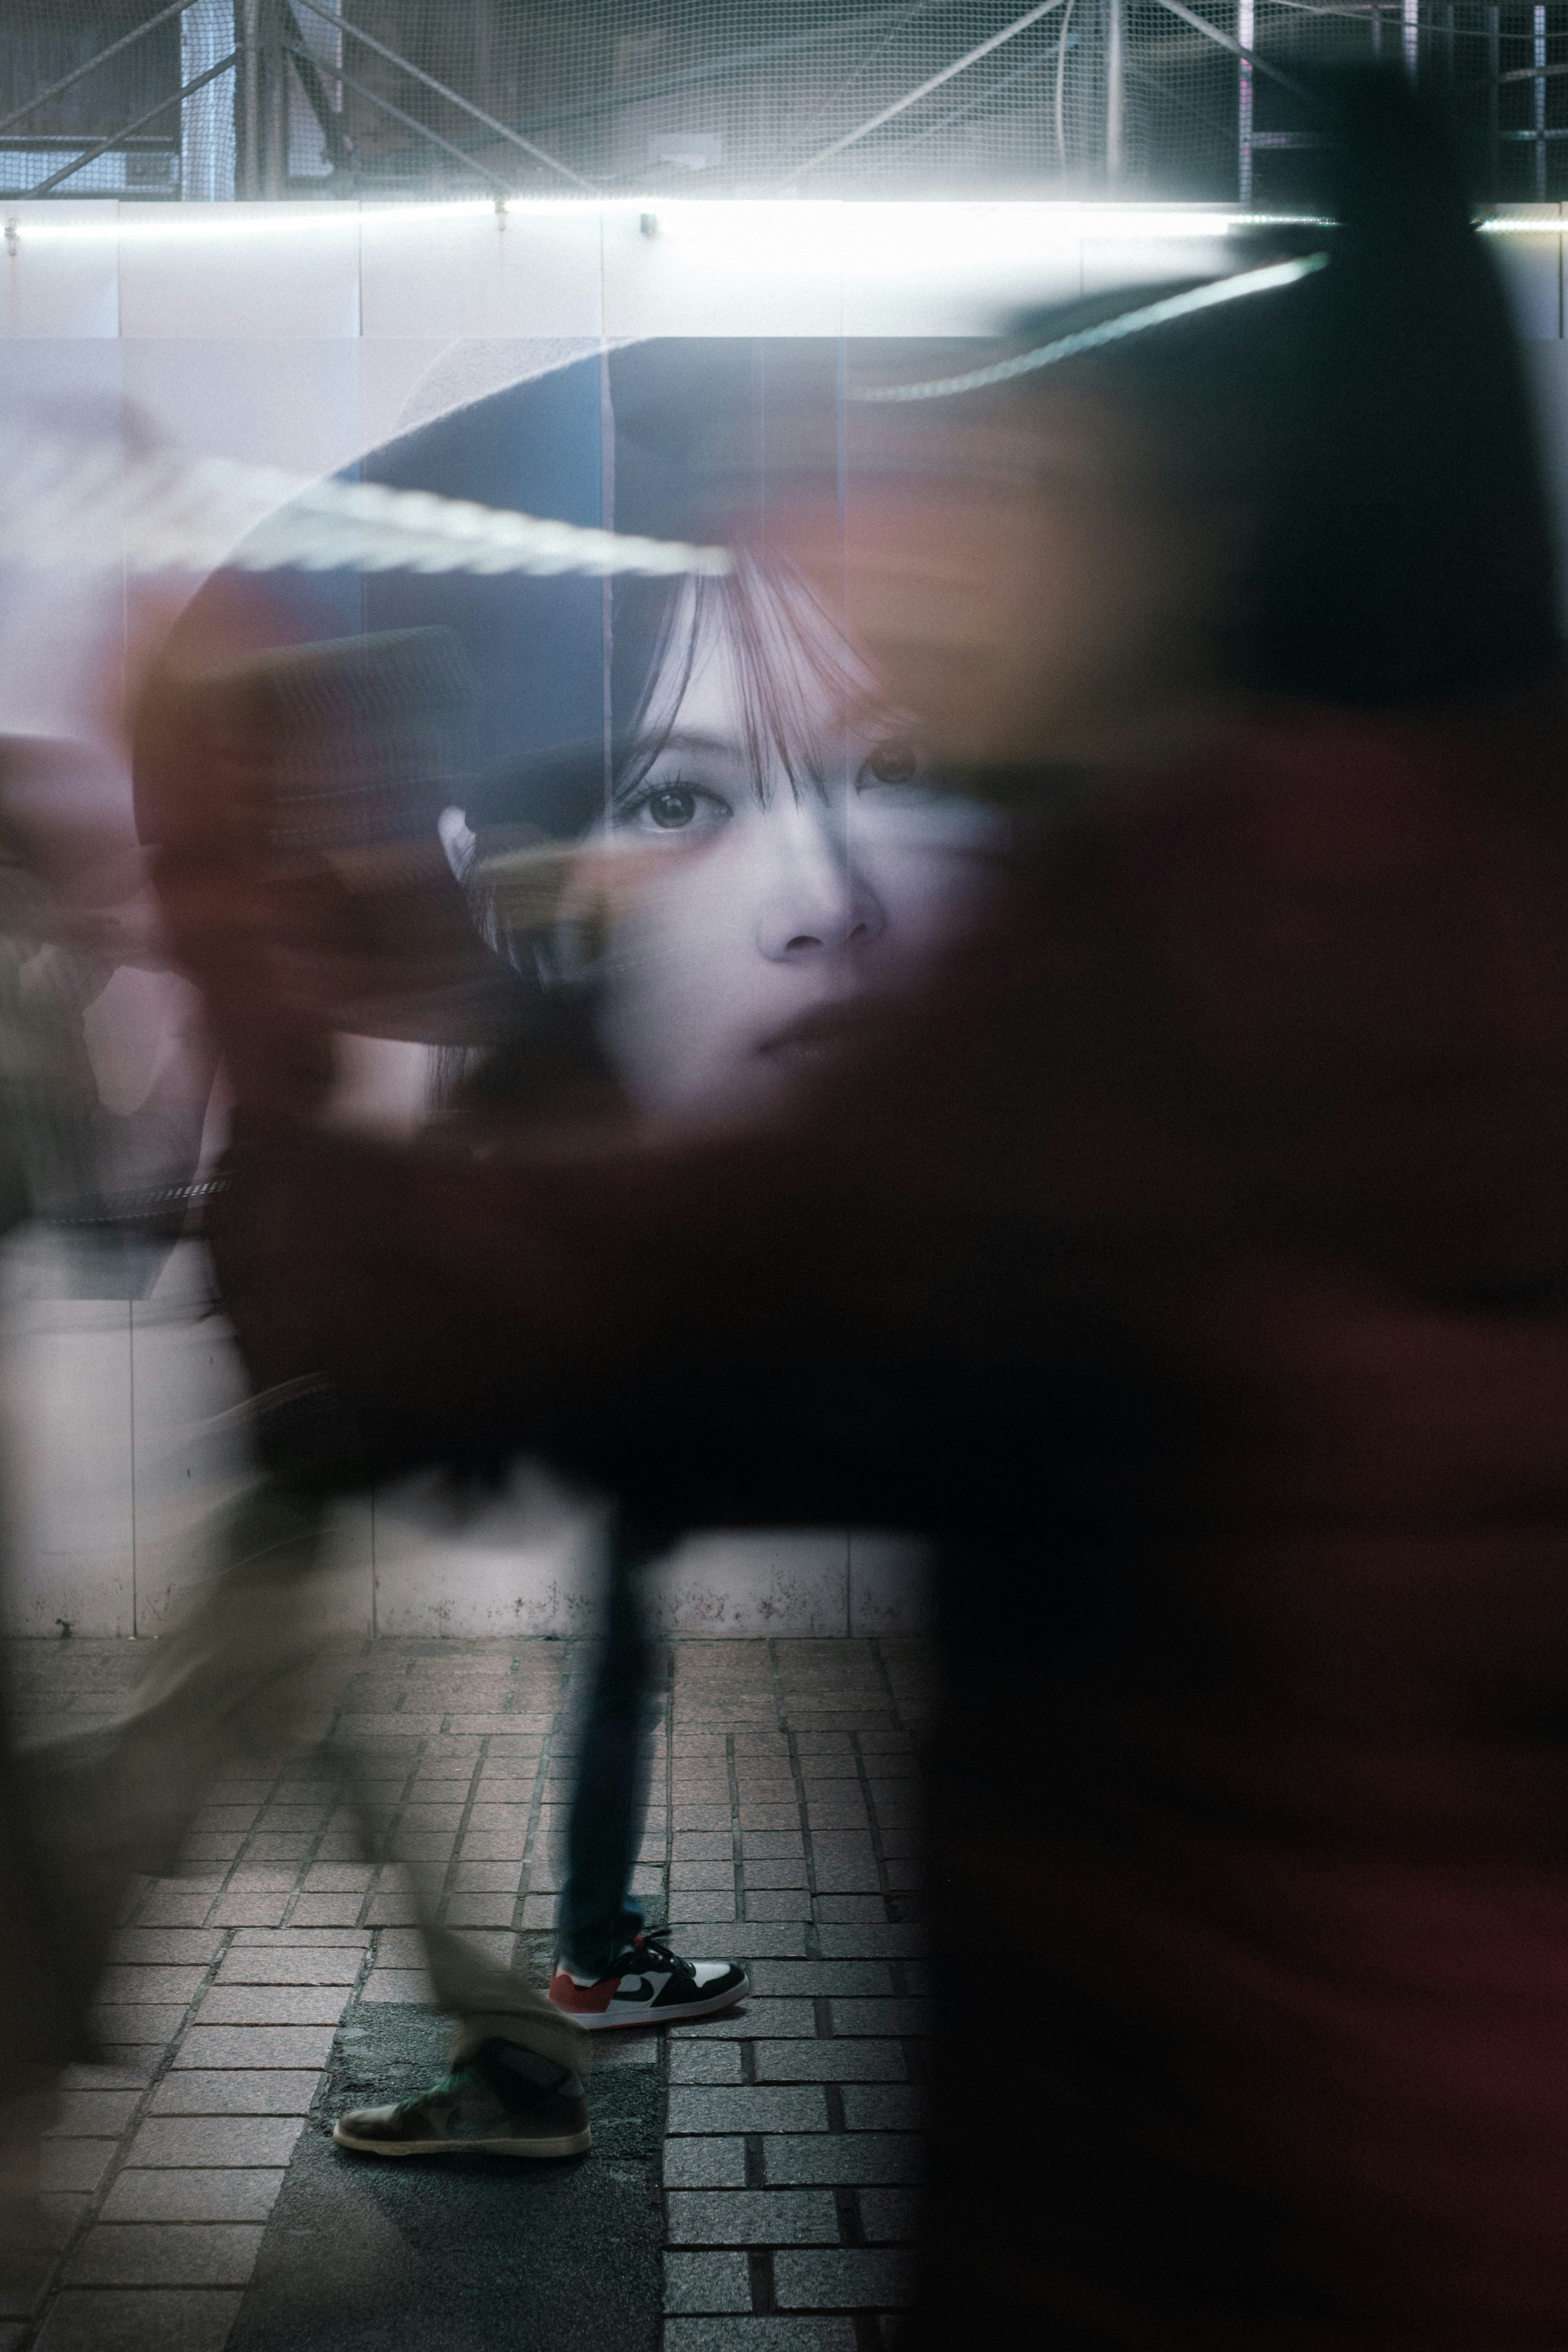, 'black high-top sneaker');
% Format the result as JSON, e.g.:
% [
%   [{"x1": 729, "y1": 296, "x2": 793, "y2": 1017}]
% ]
[{"x1": 332, "y1": 2040, "x2": 590, "y2": 2158}]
